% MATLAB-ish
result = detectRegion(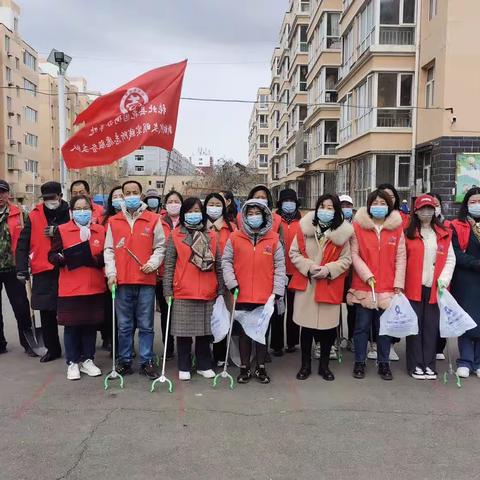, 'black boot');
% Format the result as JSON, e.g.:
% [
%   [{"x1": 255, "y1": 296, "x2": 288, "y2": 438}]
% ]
[
  {"x1": 378, "y1": 362, "x2": 393, "y2": 381},
  {"x1": 318, "y1": 357, "x2": 335, "y2": 381},
  {"x1": 296, "y1": 358, "x2": 312, "y2": 380}
]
